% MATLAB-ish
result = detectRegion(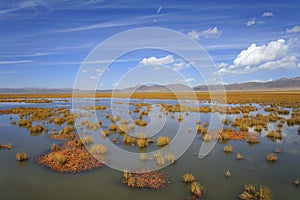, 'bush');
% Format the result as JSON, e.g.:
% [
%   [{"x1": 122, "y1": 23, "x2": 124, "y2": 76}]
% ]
[
  {"x1": 18, "y1": 119, "x2": 32, "y2": 128},
  {"x1": 137, "y1": 139, "x2": 147, "y2": 148}
]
